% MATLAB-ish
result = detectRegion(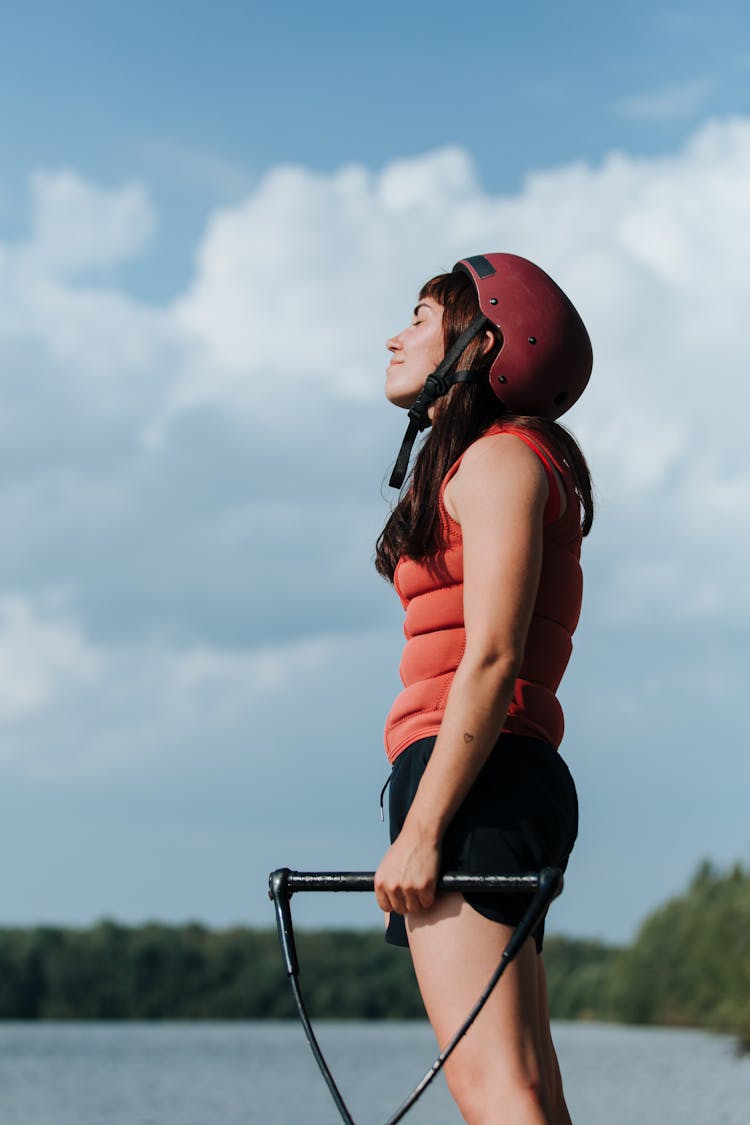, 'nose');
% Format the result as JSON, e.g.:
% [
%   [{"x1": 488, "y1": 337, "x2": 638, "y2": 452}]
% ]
[{"x1": 387, "y1": 332, "x2": 403, "y2": 354}]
